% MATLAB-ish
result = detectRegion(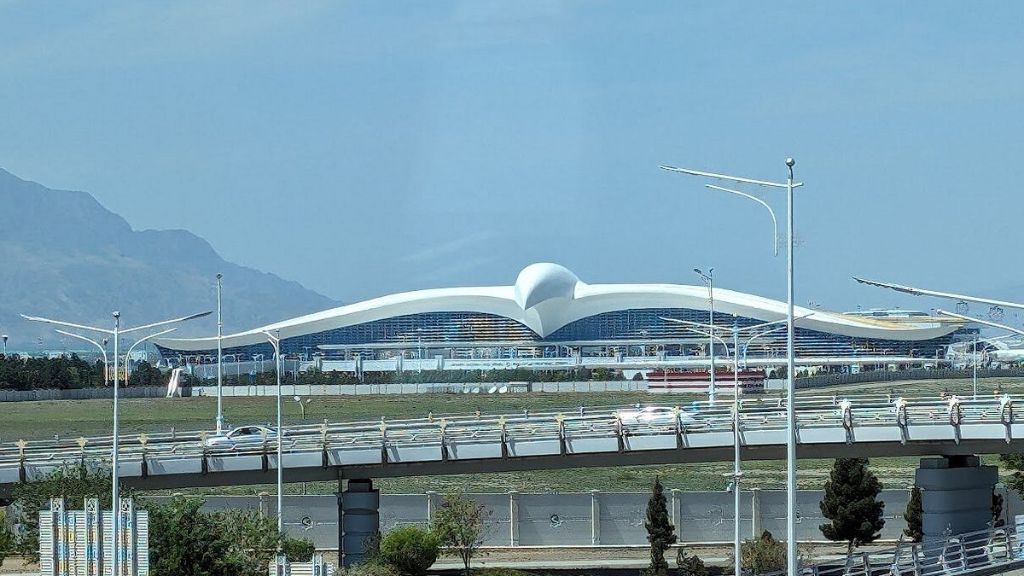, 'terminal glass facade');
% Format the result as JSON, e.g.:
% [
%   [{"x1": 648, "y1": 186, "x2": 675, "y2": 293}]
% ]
[{"x1": 156, "y1": 308, "x2": 971, "y2": 365}]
